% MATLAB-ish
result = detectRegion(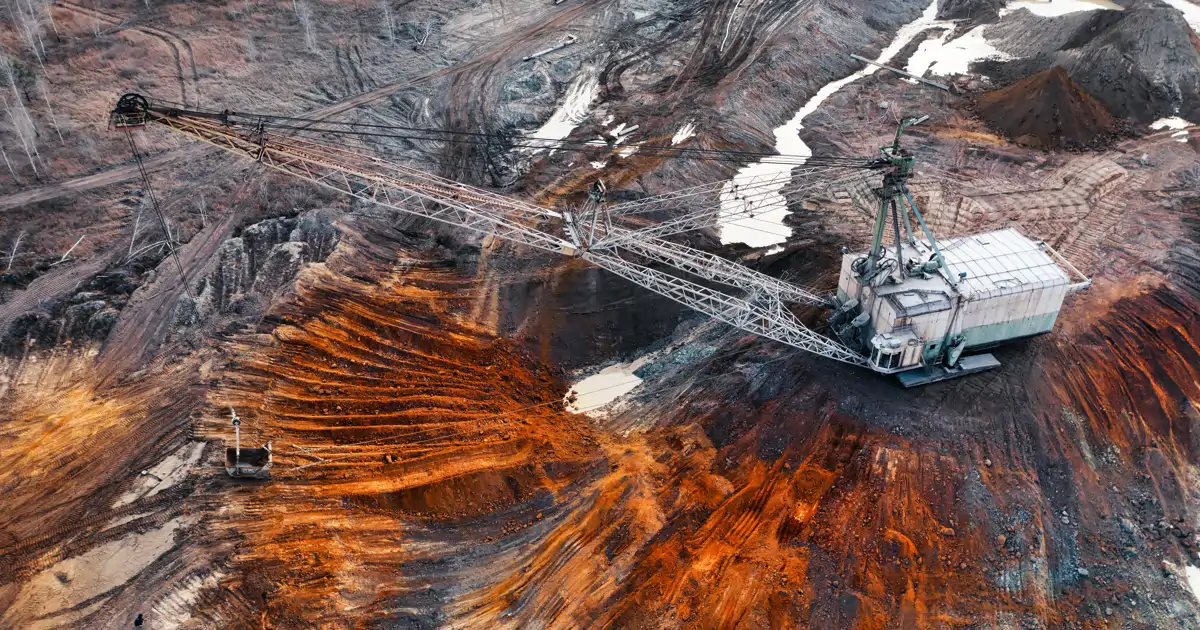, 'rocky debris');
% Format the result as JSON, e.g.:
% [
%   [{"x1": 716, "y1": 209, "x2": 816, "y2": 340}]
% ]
[
  {"x1": 937, "y1": 0, "x2": 1006, "y2": 23},
  {"x1": 176, "y1": 210, "x2": 340, "y2": 327},
  {"x1": 1, "y1": 256, "x2": 158, "y2": 352},
  {"x1": 981, "y1": 3, "x2": 1200, "y2": 123},
  {"x1": 974, "y1": 66, "x2": 1120, "y2": 149},
  {"x1": 987, "y1": 6, "x2": 1114, "y2": 58}
]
